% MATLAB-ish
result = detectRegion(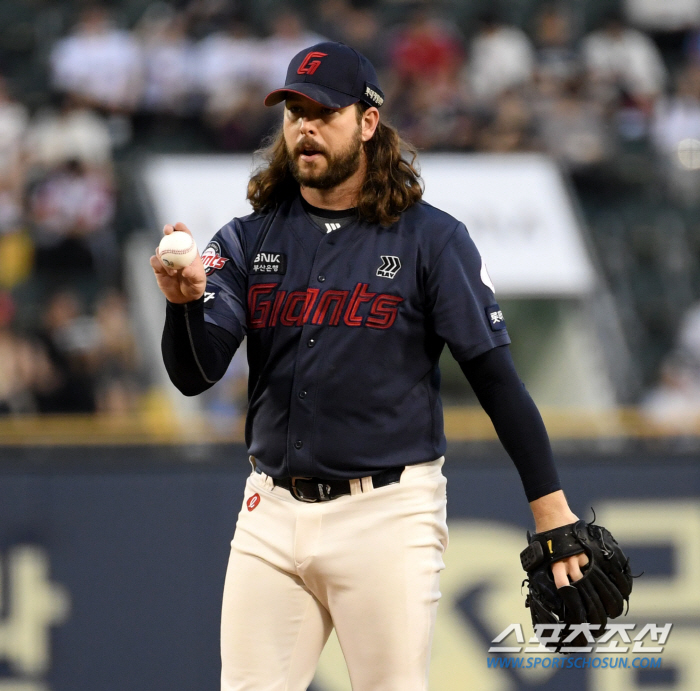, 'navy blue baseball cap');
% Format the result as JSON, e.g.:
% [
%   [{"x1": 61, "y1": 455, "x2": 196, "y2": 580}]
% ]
[{"x1": 264, "y1": 41, "x2": 385, "y2": 110}]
